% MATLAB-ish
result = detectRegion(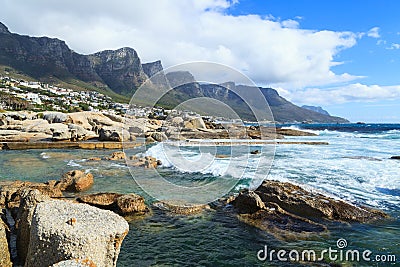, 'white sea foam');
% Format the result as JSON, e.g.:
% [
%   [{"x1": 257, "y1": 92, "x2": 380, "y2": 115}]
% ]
[
  {"x1": 145, "y1": 142, "x2": 271, "y2": 181},
  {"x1": 67, "y1": 160, "x2": 82, "y2": 167},
  {"x1": 148, "y1": 128, "x2": 400, "y2": 210},
  {"x1": 40, "y1": 152, "x2": 50, "y2": 159}
]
